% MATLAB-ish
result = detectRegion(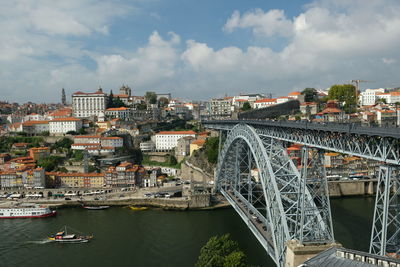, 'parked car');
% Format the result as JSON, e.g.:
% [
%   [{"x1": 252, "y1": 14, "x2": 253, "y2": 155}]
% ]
[
  {"x1": 144, "y1": 193, "x2": 153, "y2": 198},
  {"x1": 64, "y1": 197, "x2": 71, "y2": 200}
]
